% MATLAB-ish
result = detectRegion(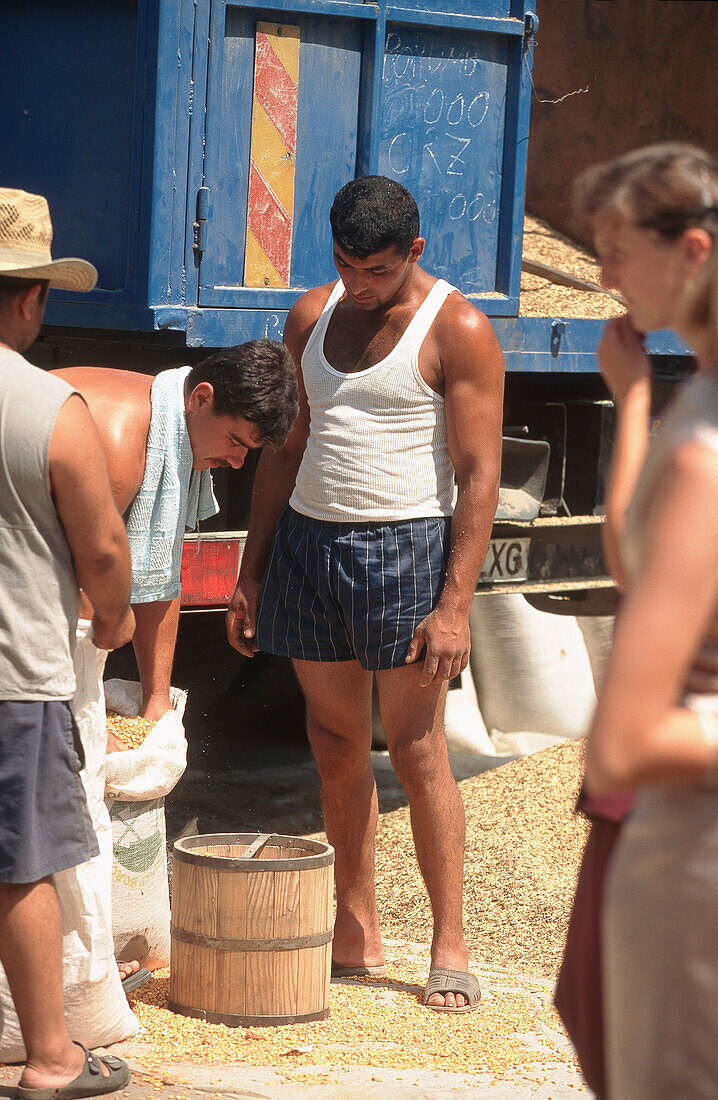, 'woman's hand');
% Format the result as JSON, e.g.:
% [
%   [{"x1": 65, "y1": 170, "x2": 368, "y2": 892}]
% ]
[{"x1": 598, "y1": 316, "x2": 652, "y2": 403}]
